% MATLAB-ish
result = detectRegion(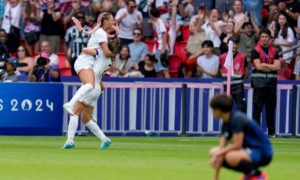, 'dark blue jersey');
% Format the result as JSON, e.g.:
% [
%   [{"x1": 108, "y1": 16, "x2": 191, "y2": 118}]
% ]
[{"x1": 221, "y1": 111, "x2": 273, "y2": 157}]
